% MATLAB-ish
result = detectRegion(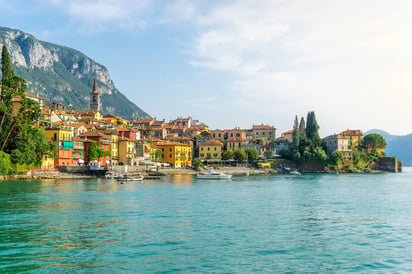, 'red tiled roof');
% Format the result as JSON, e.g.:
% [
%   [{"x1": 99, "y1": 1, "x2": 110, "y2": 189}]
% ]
[
  {"x1": 200, "y1": 139, "x2": 223, "y2": 147},
  {"x1": 341, "y1": 129, "x2": 363, "y2": 136},
  {"x1": 253, "y1": 124, "x2": 275, "y2": 130}
]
